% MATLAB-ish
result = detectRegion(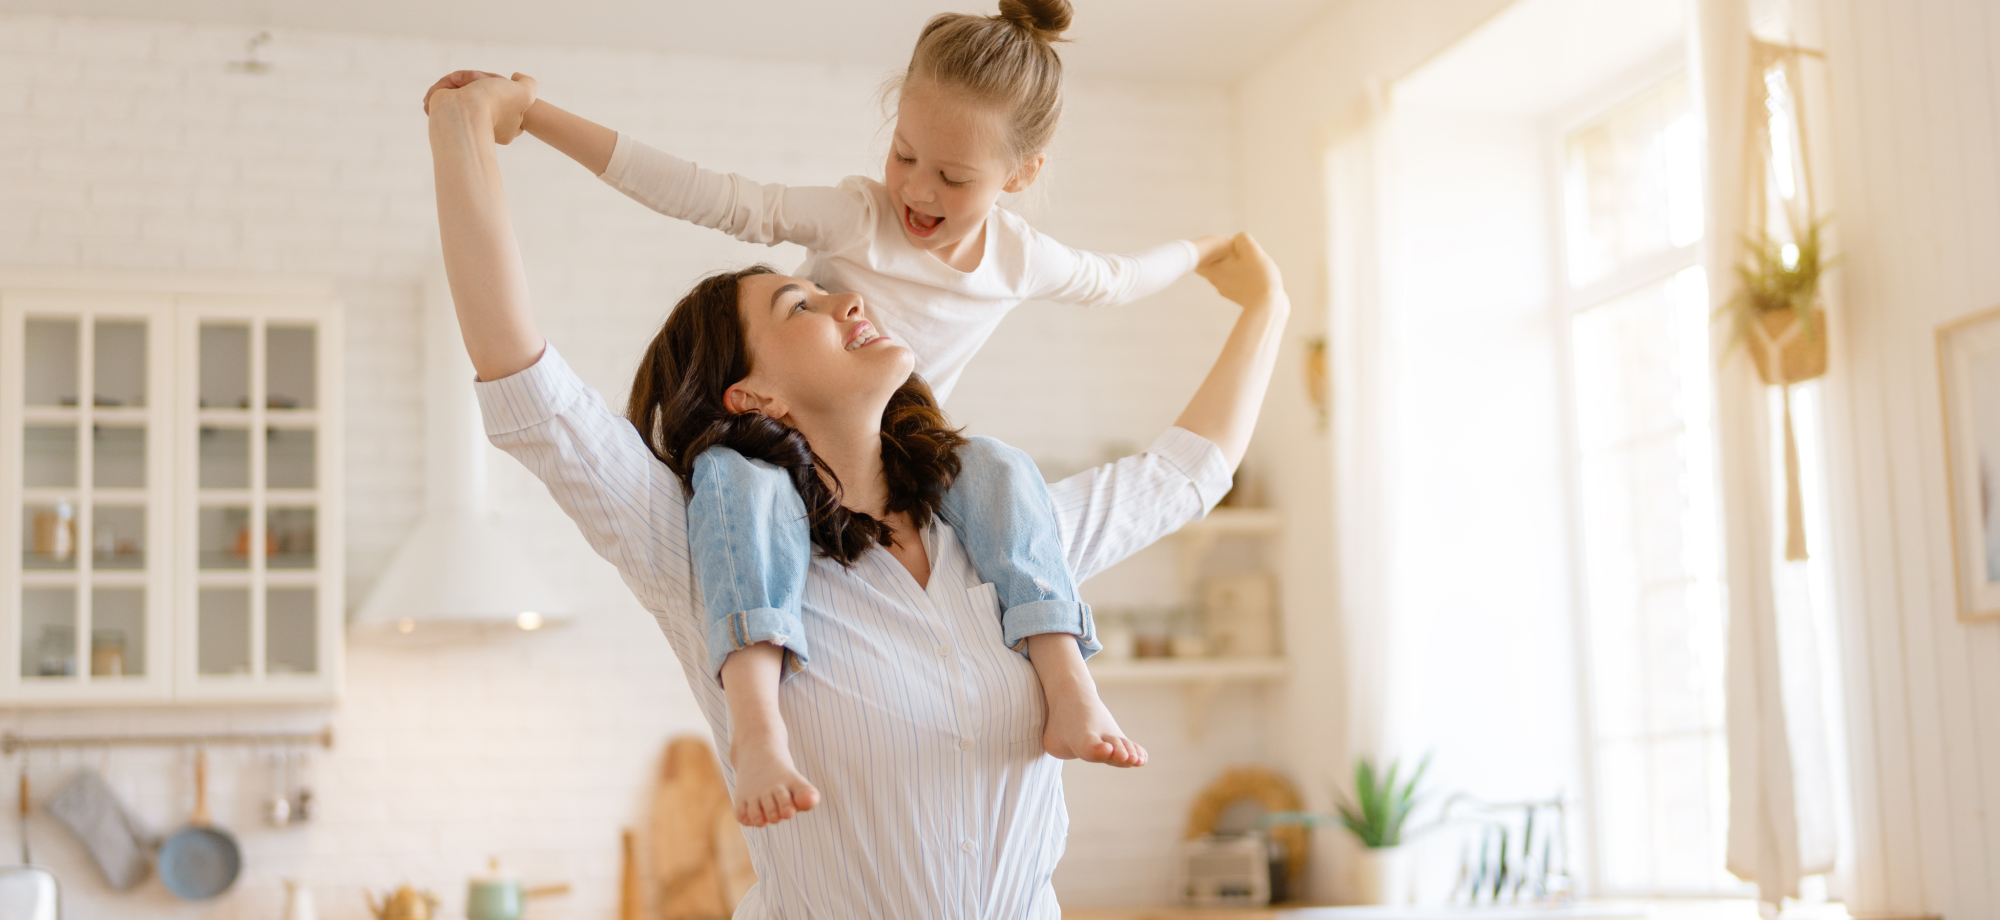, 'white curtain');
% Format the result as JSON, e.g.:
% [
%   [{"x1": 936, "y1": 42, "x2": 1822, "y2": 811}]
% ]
[
  {"x1": 1694, "y1": 0, "x2": 1839, "y2": 907},
  {"x1": 1326, "y1": 81, "x2": 1397, "y2": 764},
  {"x1": 1323, "y1": 80, "x2": 1398, "y2": 905}
]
